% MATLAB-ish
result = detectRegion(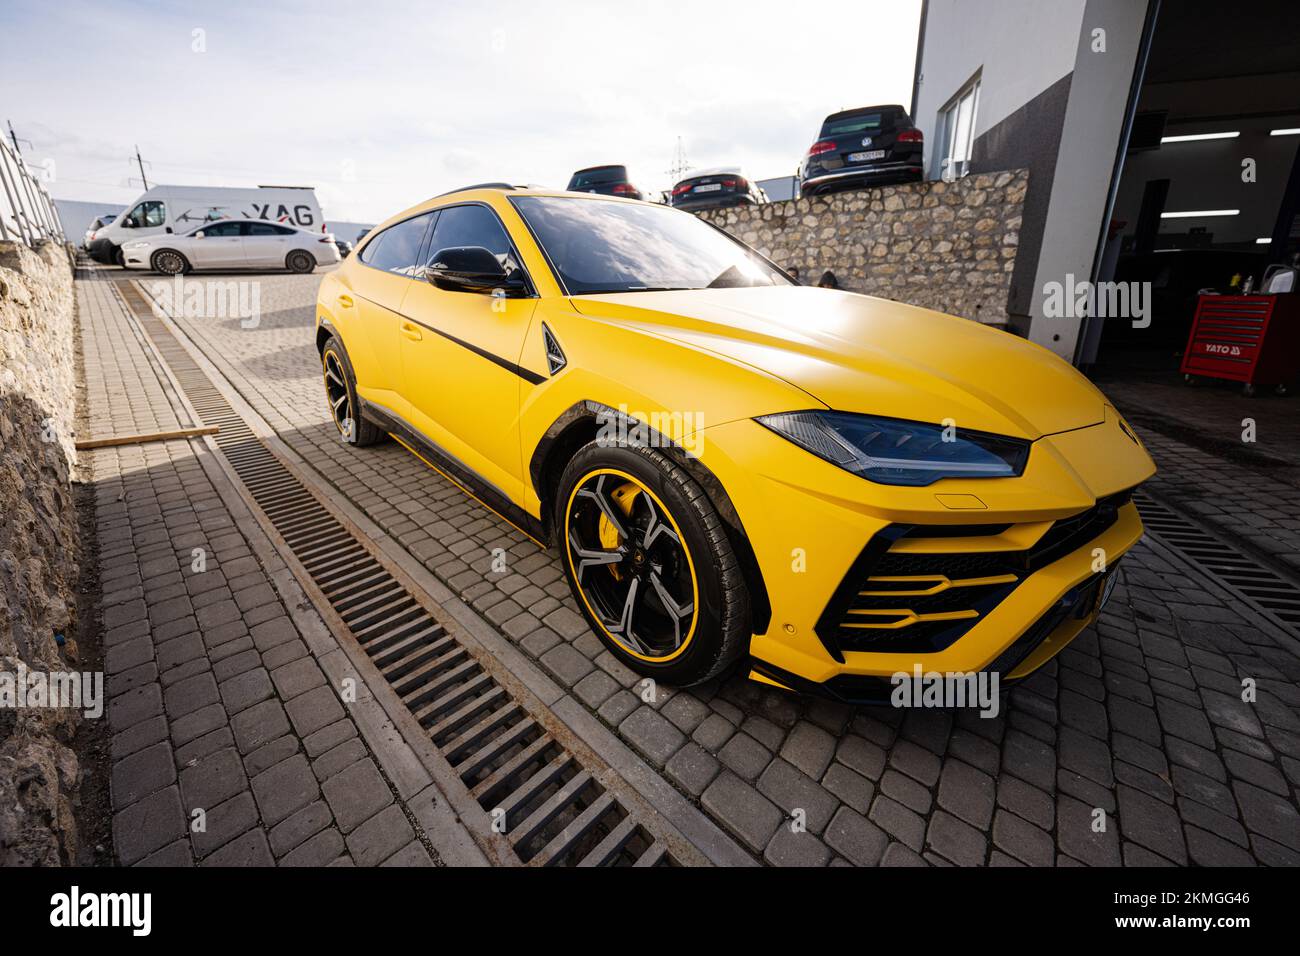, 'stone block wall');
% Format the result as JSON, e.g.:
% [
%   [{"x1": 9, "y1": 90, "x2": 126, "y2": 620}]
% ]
[
  {"x1": 696, "y1": 169, "x2": 1028, "y2": 326},
  {"x1": 0, "y1": 239, "x2": 81, "y2": 865}
]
